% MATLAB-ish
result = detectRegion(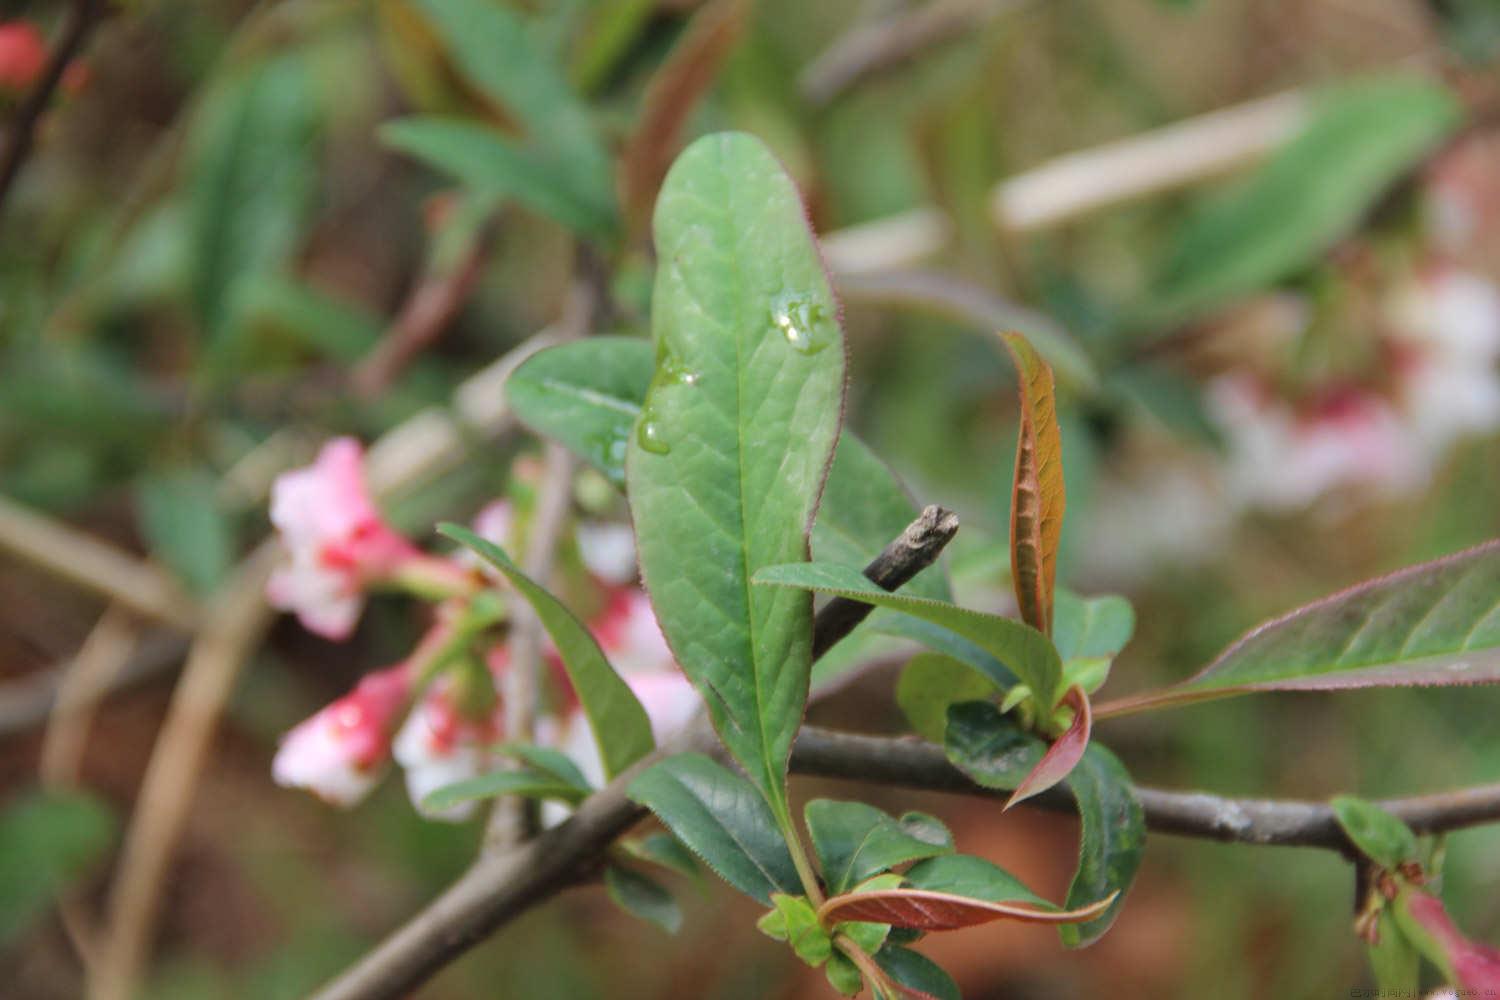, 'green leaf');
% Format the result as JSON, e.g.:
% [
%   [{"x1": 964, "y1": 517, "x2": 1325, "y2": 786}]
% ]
[
  {"x1": 880, "y1": 617, "x2": 1020, "y2": 690},
  {"x1": 505, "y1": 336, "x2": 949, "y2": 617},
  {"x1": 824, "y1": 948, "x2": 865, "y2": 996},
  {"x1": 623, "y1": 831, "x2": 701, "y2": 883},
  {"x1": 805, "y1": 800, "x2": 955, "y2": 895},
  {"x1": 1147, "y1": 76, "x2": 1463, "y2": 322},
  {"x1": 876, "y1": 946, "x2": 961, "y2": 1000},
  {"x1": 896, "y1": 653, "x2": 1001, "y2": 743},
  {"x1": 506, "y1": 336, "x2": 657, "y2": 488},
  {"x1": 188, "y1": 56, "x2": 320, "y2": 345},
  {"x1": 758, "y1": 893, "x2": 833, "y2": 966},
  {"x1": 1369, "y1": 908, "x2": 1420, "y2": 994},
  {"x1": 605, "y1": 865, "x2": 682, "y2": 934},
  {"x1": 1332, "y1": 796, "x2": 1420, "y2": 870},
  {"x1": 381, "y1": 118, "x2": 616, "y2": 237},
  {"x1": 496, "y1": 743, "x2": 594, "y2": 792},
  {"x1": 1052, "y1": 590, "x2": 1135, "y2": 663},
  {"x1": 0, "y1": 790, "x2": 115, "y2": 944},
  {"x1": 1098, "y1": 540, "x2": 1500, "y2": 717},
  {"x1": 625, "y1": 133, "x2": 846, "y2": 818},
  {"x1": 421, "y1": 767, "x2": 589, "y2": 814},
  {"x1": 136, "y1": 467, "x2": 233, "y2": 595},
  {"x1": 754, "y1": 562, "x2": 1061, "y2": 710},
  {"x1": 409, "y1": 0, "x2": 611, "y2": 211},
  {"x1": 440, "y1": 524, "x2": 653, "y2": 778},
  {"x1": 1000, "y1": 332, "x2": 1065, "y2": 636},
  {"x1": 627, "y1": 753, "x2": 800, "y2": 904},
  {"x1": 1058, "y1": 740, "x2": 1144, "y2": 947},
  {"x1": 944, "y1": 702, "x2": 1143, "y2": 946}
]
